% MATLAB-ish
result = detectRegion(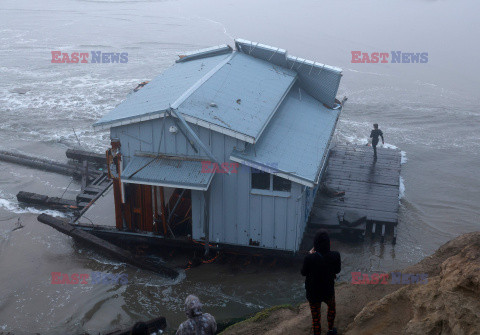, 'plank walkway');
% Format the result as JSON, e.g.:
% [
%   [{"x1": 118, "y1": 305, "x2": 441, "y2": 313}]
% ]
[{"x1": 301, "y1": 144, "x2": 401, "y2": 249}]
